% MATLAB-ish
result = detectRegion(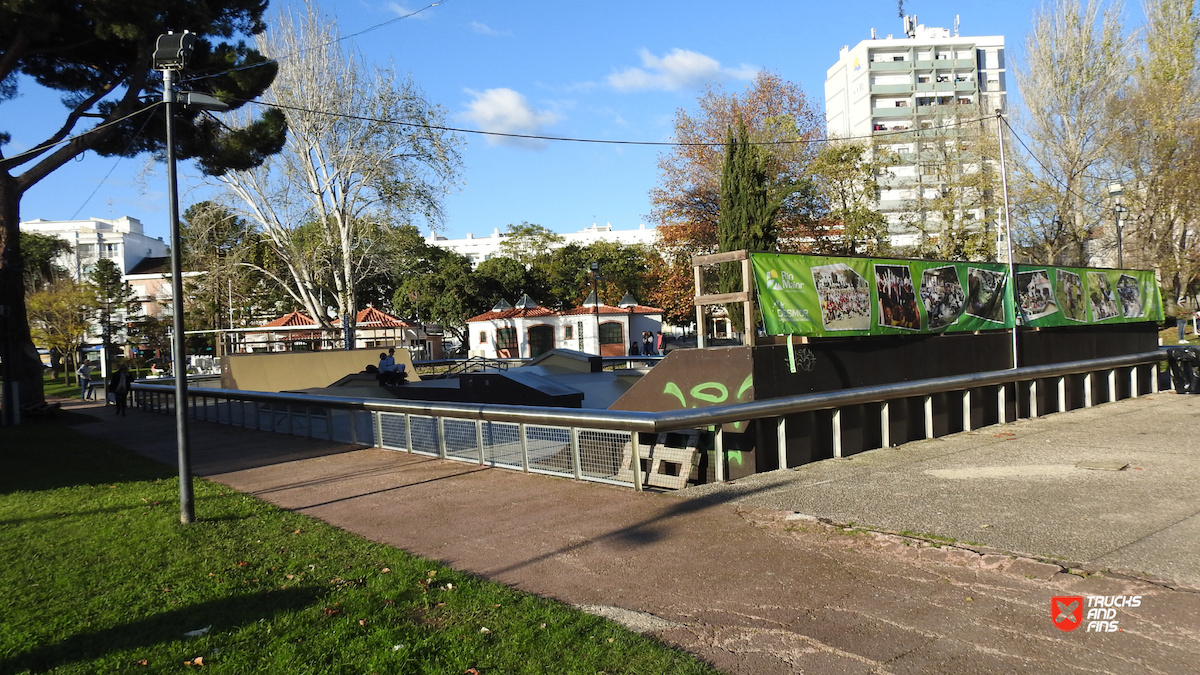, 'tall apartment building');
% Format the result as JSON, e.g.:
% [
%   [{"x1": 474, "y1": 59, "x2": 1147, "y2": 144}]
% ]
[
  {"x1": 825, "y1": 16, "x2": 1006, "y2": 251},
  {"x1": 20, "y1": 215, "x2": 169, "y2": 280},
  {"x1": 427, "y1": 222, "x2": 658, "y2": 267}
]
